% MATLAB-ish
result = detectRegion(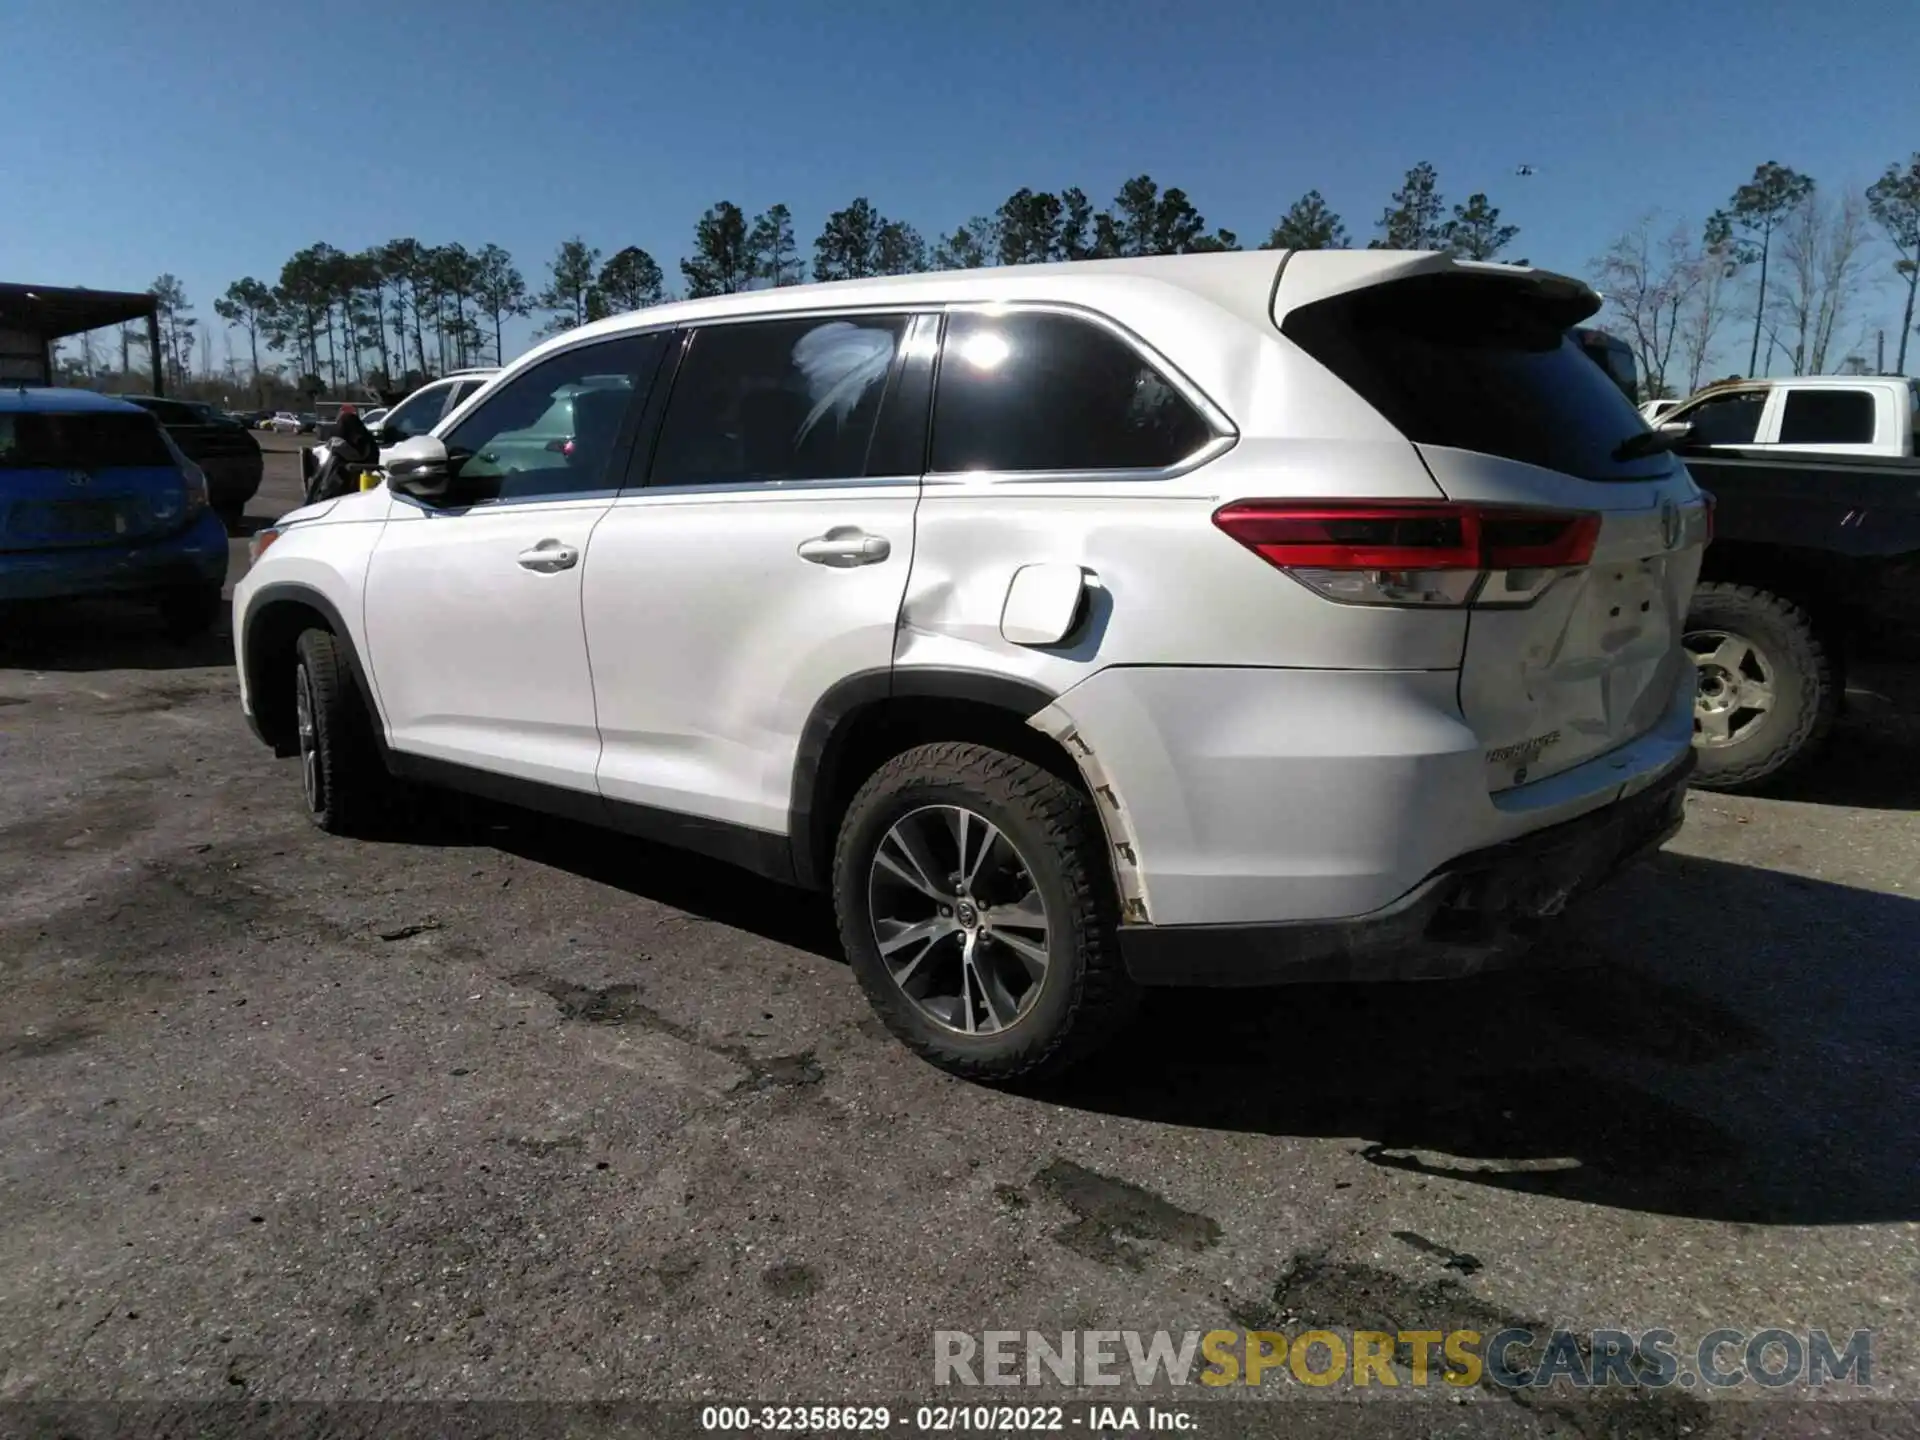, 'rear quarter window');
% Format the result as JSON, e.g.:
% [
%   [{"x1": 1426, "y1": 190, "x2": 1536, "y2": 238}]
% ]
[
  {"x1": 1282, "y1": 275, "x2": 1665, "y2": 482},
  {"x1": 1777, "y1": 388, "x2": 1876, "y2": 445},
  {"x1": 931, "y1": 310, "x2": 1214, "y2": 474},
  {"x1": 0, "y1": 411, "x2": 175, "y2": 469}
]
